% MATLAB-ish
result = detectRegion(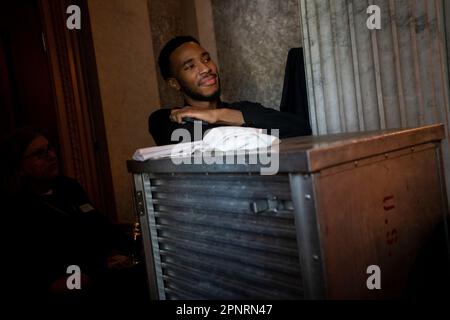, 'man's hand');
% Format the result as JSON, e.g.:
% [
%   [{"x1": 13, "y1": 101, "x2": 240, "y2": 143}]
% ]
[
  {"x1": 170, "y1": 106, "x2": 244, "y2": 126},
  {"x1": 170, "y1": 106, "x2": 218, "y2": 124}
]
